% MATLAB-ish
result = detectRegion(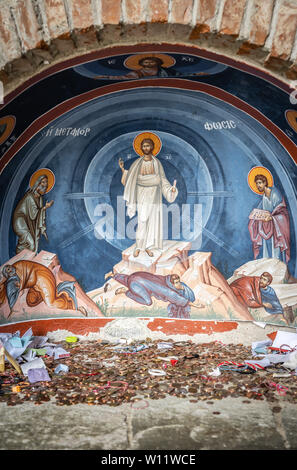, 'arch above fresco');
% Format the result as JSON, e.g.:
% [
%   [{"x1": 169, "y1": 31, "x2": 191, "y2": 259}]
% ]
[{"x1": 0, "y1": 44, "x2": 296, "y2": 329}]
